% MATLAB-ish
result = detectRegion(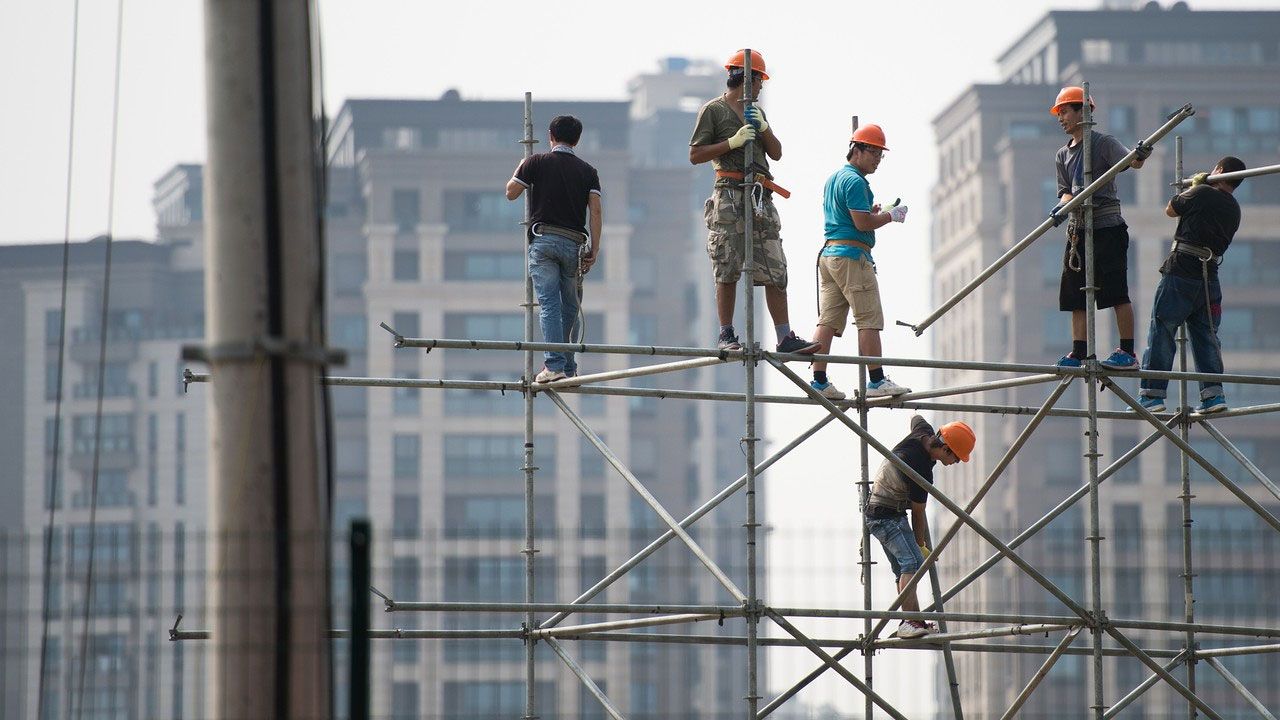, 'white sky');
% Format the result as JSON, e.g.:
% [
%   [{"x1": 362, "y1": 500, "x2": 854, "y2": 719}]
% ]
[{"x1": 3, "y1": 0, "x2": 1277, "y2": 716}]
